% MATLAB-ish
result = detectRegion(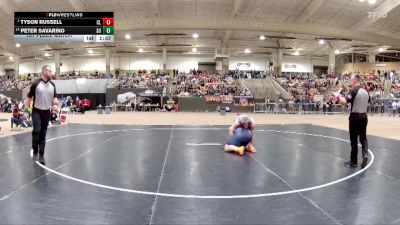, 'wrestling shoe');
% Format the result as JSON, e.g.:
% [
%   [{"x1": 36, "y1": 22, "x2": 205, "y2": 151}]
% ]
[
  {"x1": 236, "y1": 146, "x2": 245, "y2": 156},
  {"x1": 344, "y1": 161, "x2": 357, "y2": 168},
  {"x1": 38, "y1": 154, "x2": 45, "y2": 165},
  {"x1": 30, "y1": 149, "x2": 38, "y2": 161},
  {"x1": 361, "y1": 155, "x2": 369, "y2": 169}
]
